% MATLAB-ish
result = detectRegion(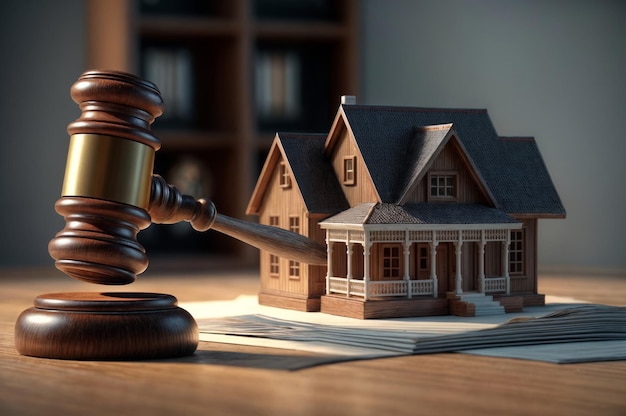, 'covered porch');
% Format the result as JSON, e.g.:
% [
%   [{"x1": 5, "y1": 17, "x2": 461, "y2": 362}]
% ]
[{"x1": 320, "y1": 203, "x2": 522, "y2": 301}]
